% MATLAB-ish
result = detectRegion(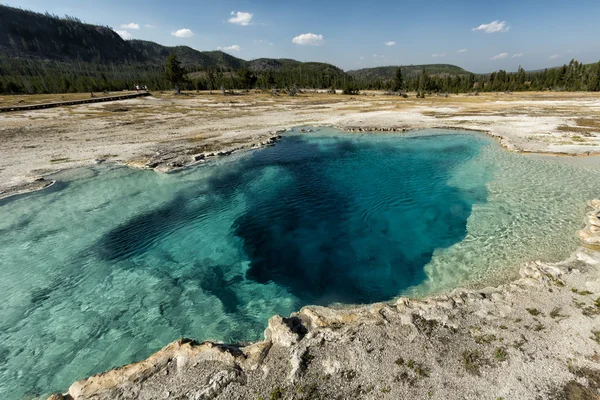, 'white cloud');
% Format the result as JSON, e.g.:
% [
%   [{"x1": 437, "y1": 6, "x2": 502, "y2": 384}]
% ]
[
  {"x1": 292, "y1": 33, "x2": 324, "y2": 46},
  {"x1": 254, "y1": 39, "x2": 274, "y2": 45},
  {"x1": 218, "y1": 44, "x2": 241, "y2": 52},
  {"x1": 228, "y1": 11, "x2": 253, "y2": 26},
  {"x1": 472, "y1": 20, "x2": 509, "y2": 33},
  {"x1": 432, "y1": 52, "x2": 447, "y2": 58},
  {"x1": 457, "y1": 49, "x2": 468, "y2": 53},
  {"x1": 512, "y1": 52, "x2": 524, "y2": 58},
  {"x1": 172, "y1": 28, "x2": 193, "y2": 38},
  {"x1": 360, "y1": 56, "x2": 364, "y2": 60},
  {"x1": 385, "y1": 41, "x2": 396, "y2": 46},
  {"x1": 490, "y1": 52, "x2": 508, "y2": 60},
  {"x1": 549, "y1": 54, "x2": 560, "y2": 59},
  {"x1": 115, "y1": 30, "x2": 132, "y2": 40},
  {"x1": 372, "y1": 54, "x2": 378, "y2": 58},
  {"x1": 145, "y1": 24, "x2": 155, "y2": 28},
  {"x1": 120, "y1": 22, "x2": 139, "y2": 30}
]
